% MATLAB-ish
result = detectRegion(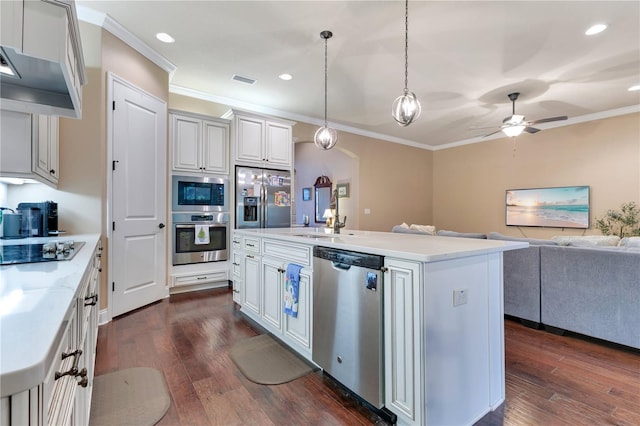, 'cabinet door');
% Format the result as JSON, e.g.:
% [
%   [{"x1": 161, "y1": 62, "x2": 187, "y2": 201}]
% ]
[
  {"x1": 261, "y1": 258, "x2": 283, "y2": 330},
  {"x1": 33, "y1": 115, "x2": 59, "y2": 184},
  {"x1": 172, "y1": 114, "x2": 201, "y2": 172},
  {"x1": 202, "y1": 120, "x2": 229, "y2": 174},
  {"x1": 384, "y1": 258, "x2": 422, "y2": 425},
  {"x1": 235, "y1": 116, "x2": 264, "y2": 164},
  {"x1": 0, "y1": 110, "x2": 32, "y2": 175},
  {"x1": 283, "y1": 269, "x2": 312, "y2": 351},
  {"x1": 265, "y1": 121, "x2": 292, "y2": 167},
  {"x1": 243, "y1": 254, "x2": 261, "y2": 316}
]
